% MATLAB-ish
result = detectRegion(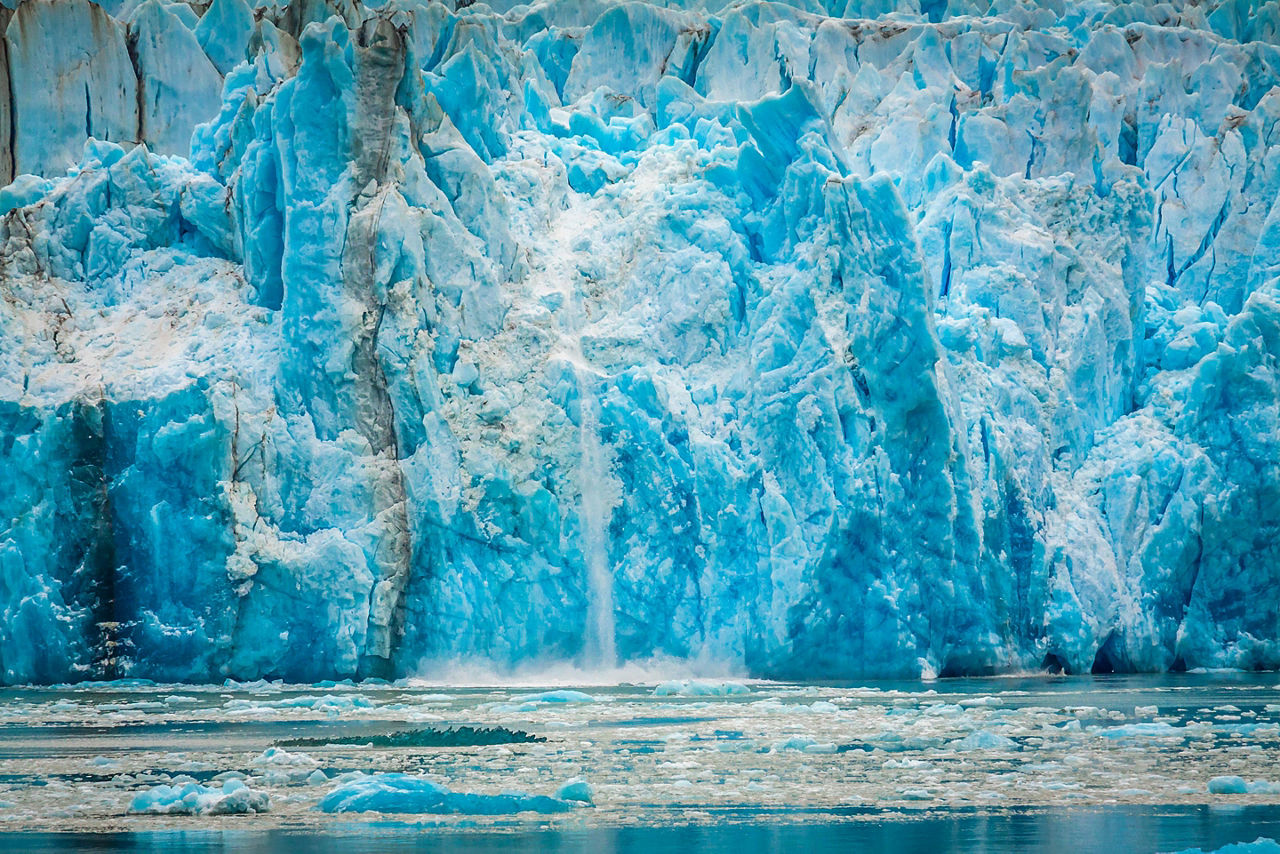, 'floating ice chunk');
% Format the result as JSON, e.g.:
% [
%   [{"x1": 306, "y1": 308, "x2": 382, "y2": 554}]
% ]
[
  {"x1": 511, "y1": 690, "x2": 597, "y2": 704},
  {"x1": 772, "y1": 737, "x2": 828, "y2": 752},
  {"x1": 1099, "y1": 723, "x2": 1196, "y2": 739},
  {"x1": 1208, "y1": 776, "x2": 1249, "y2": 794},
  {"x1": 884, "y1": 758, "x2": 931, "y2": 769},
  {"x1": 1135, "y1": 706, "x2": 1160, "y2": 717},
  {"x1": 250, "y1": 746, "x2": 320, "y2": 783},
  {"x1": 862, "y1": 732, "x2": 945, "y2": 753},
  {"x1": 306, "y1": 770, "x2": 329, "y2": 787},
  {"x1": 948, "y1": 731, "x2": 1018, "y2": 752},
  {"x1": 556, "y1": 778, "x2": 594, "y2": 803},
  {"x1": 129, "y1": 780, "x2": 269, "y2": 815},
  {"x1": 898, "y1": 788, "x2": 934, "y2": 801},
  {"x1": 223, "y1": 679, "x2": 278, "y2": 691},
  {"x1": 318, "y1": 774, "x2": 577, "y2": 815},
  {"x1": 1210, "y1": 778, "x2": 1280, "y2": 795},
  {"x1": 223, "y1": 695, "x2": 374, "y2": 715},
  {"x1": 273, "y1": 695, "x2": 374, "y2": 710},
  {"x1": 747, "y1": 699, "x2": 788, "y2": 715},
  {"x1": 653, "y1": 680, "x2": 750, "y2": 697},
  {"x1": 1168, "y1": 839, "x2": 1280, "y2": 854},
  {"x1": 252, "y1": 747, "x2": 319, "y2": 769}
]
